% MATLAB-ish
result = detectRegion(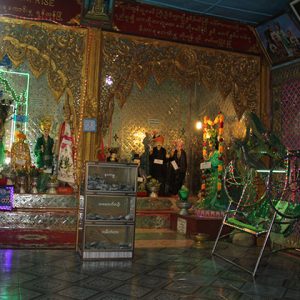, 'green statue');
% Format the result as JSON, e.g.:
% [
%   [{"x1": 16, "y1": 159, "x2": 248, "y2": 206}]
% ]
[{"x1": 34, "y1": 118, "x2": 54, "y2": 170}]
